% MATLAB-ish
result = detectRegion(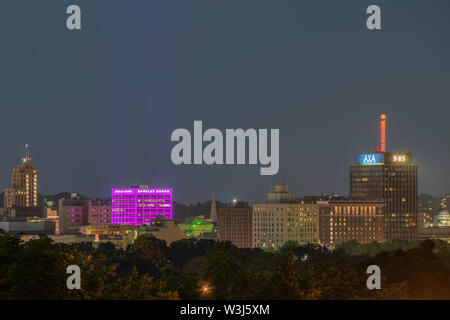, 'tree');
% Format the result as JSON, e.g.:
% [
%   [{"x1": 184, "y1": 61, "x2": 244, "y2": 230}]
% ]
[
  {"x1": 270, "y1": 250, "x2": 301, "y2": 299},
  {"x1": 134, "y1": 234, "x2": 168, "y2": 268},
  {"x1": 105, "y1": 267, "x2": 179, "y2": 300},
  {"x1": 7, "y1": 236, "x2": 70, "y2": 299},
  {"x1": 208, "y1": 251, "x2": 234, "y2": 299},
  {"x1": 278, "y1": 241, "x2": 300, "y2": 256}
]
